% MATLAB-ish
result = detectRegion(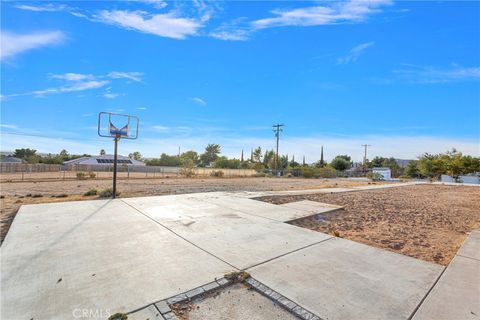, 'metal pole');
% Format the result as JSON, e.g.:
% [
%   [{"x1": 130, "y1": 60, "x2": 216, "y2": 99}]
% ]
[
  {"x1": 272, "y1": 124, "x2": 284, "y2": 175},
  {"x1": 112, "y1": 136, "x2": 119, "y2": 199}
]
